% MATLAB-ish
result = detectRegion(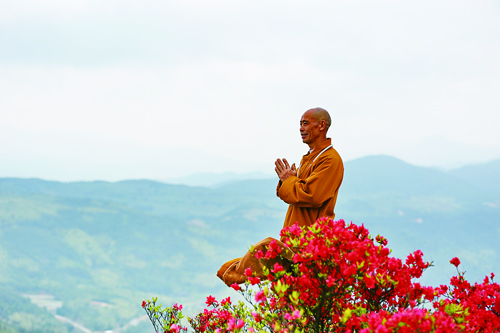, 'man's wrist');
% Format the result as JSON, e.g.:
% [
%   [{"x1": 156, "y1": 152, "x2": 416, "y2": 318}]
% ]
[
  {"x1": 280, "y1": 175, "x2": 290, "y2": 182},
  {"x1": 280, "y1": 173, "x2": 296, "y2": 183}
]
